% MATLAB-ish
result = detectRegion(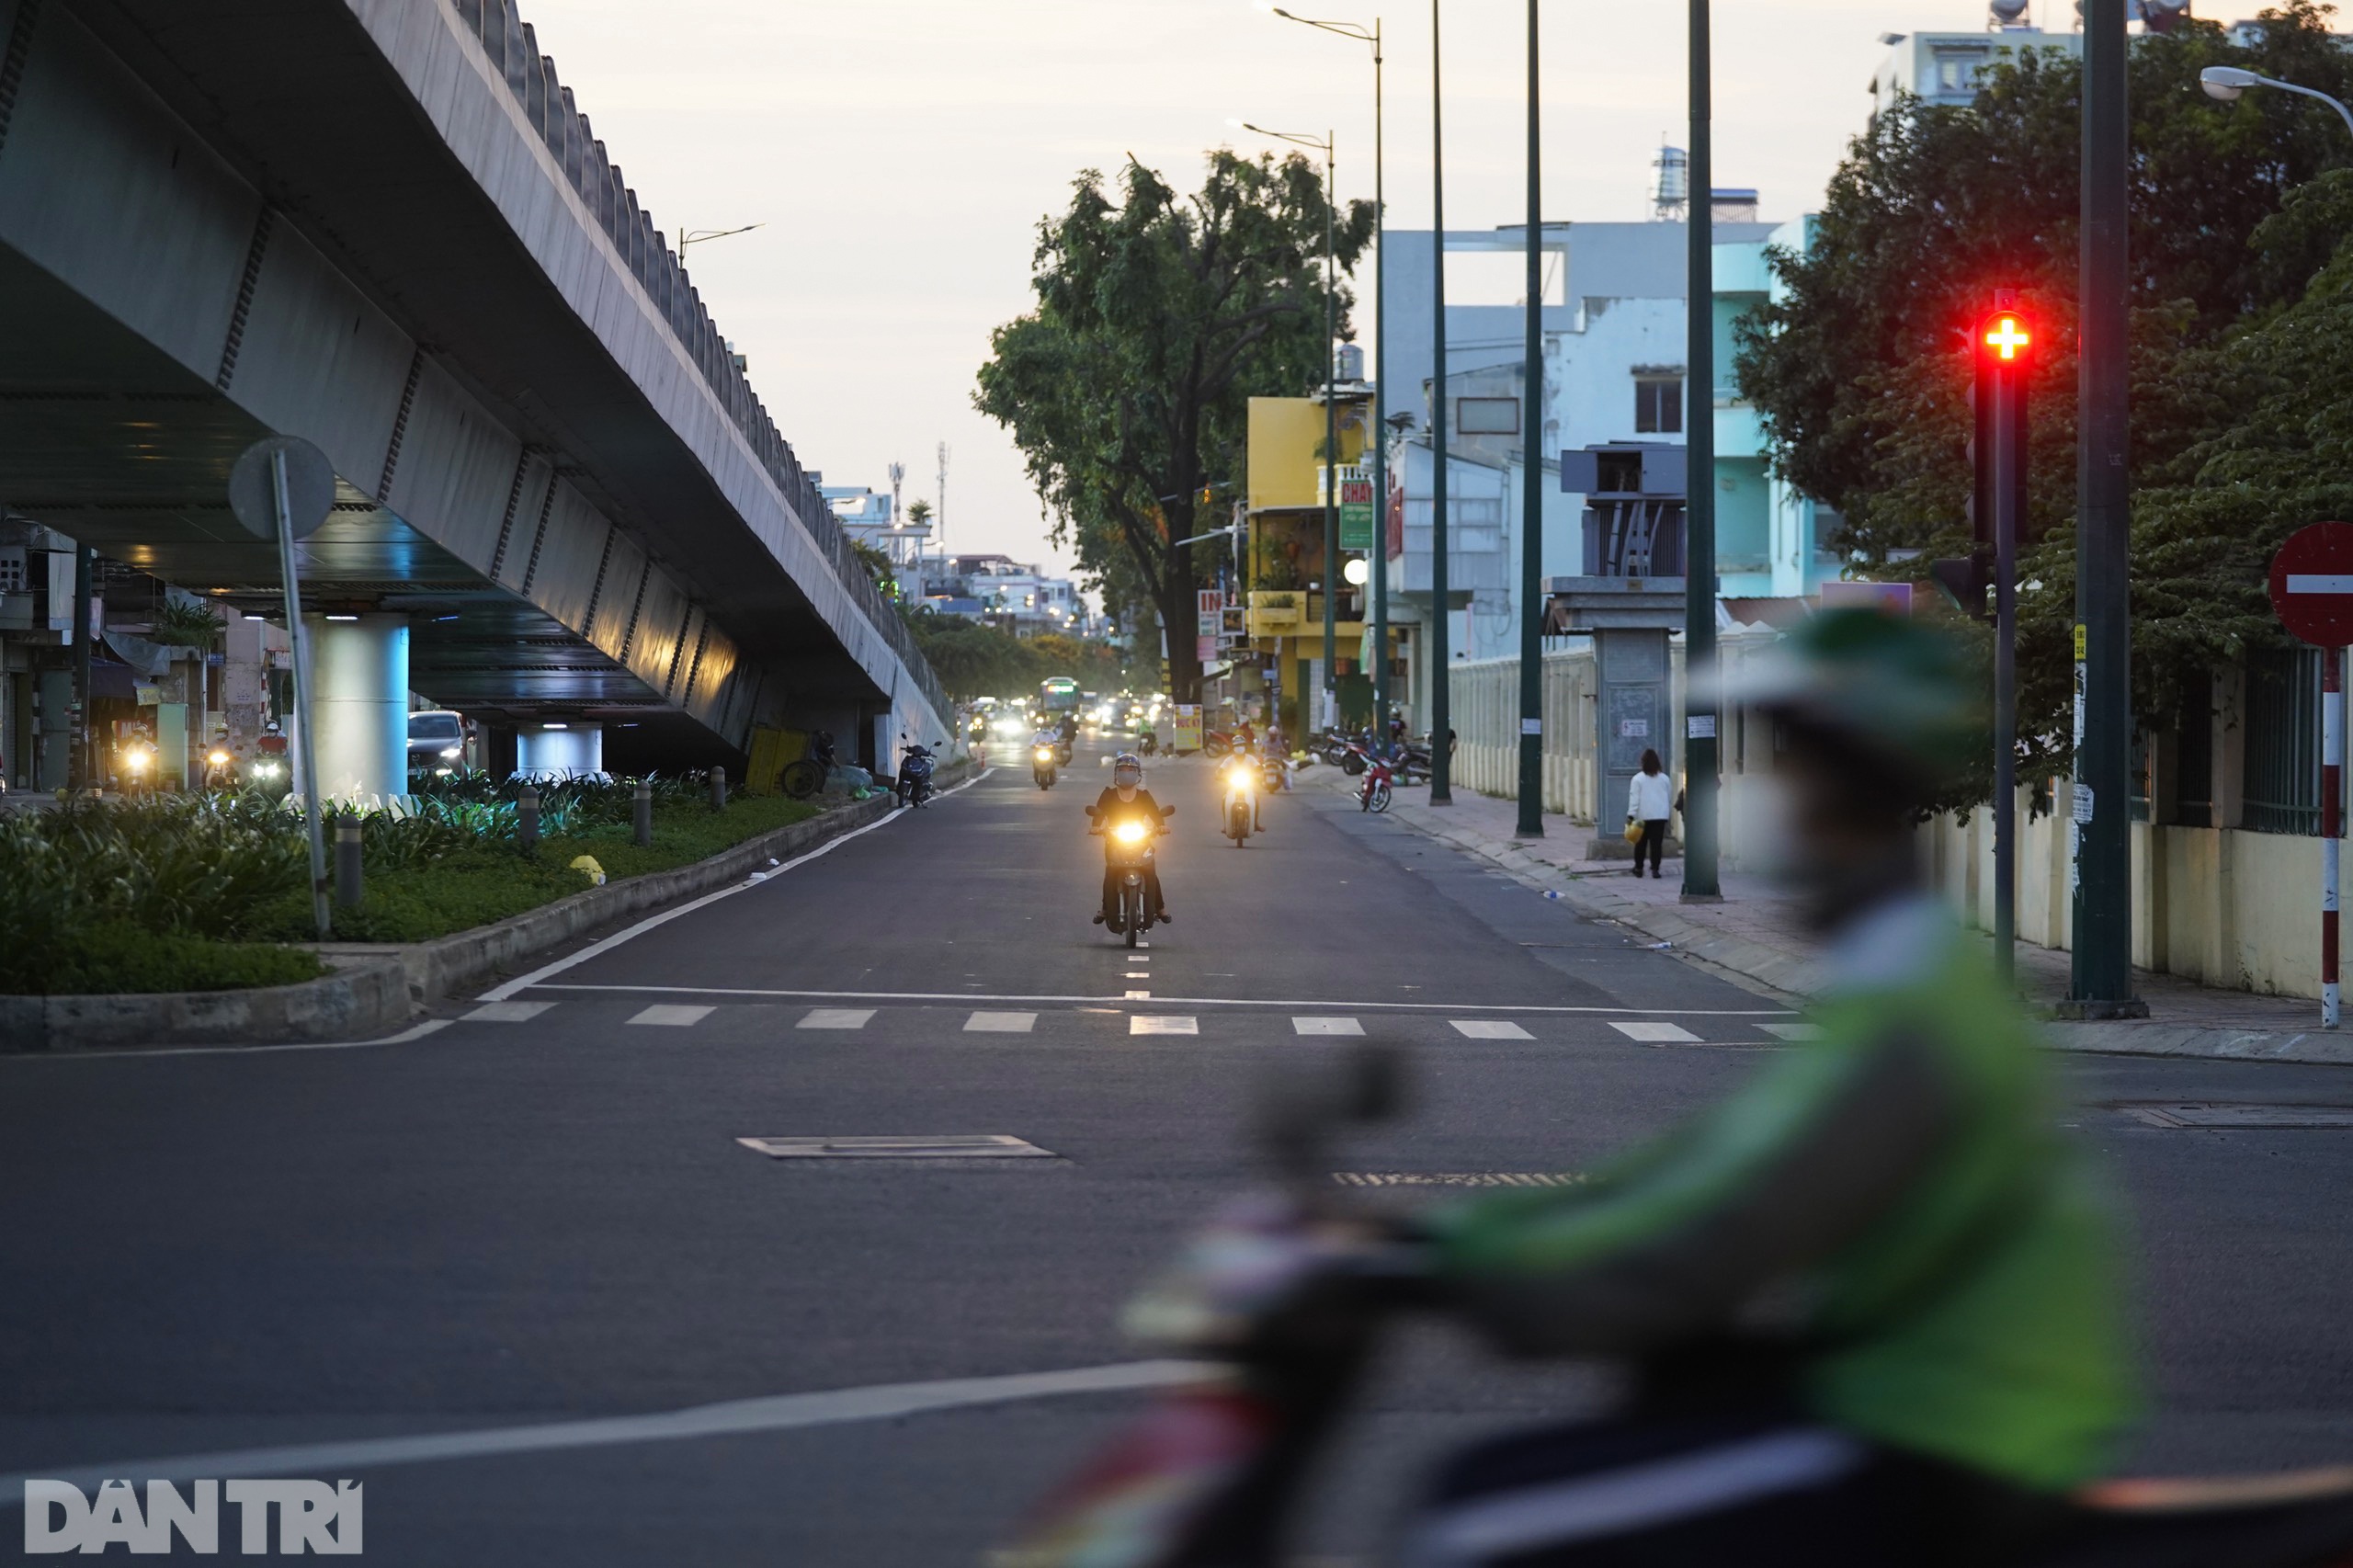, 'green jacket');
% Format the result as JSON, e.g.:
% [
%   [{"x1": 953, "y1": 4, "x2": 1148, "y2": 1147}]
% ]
[{"x1": 1429, "y1": 894, "x2": 2139, "y2": 1491}]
